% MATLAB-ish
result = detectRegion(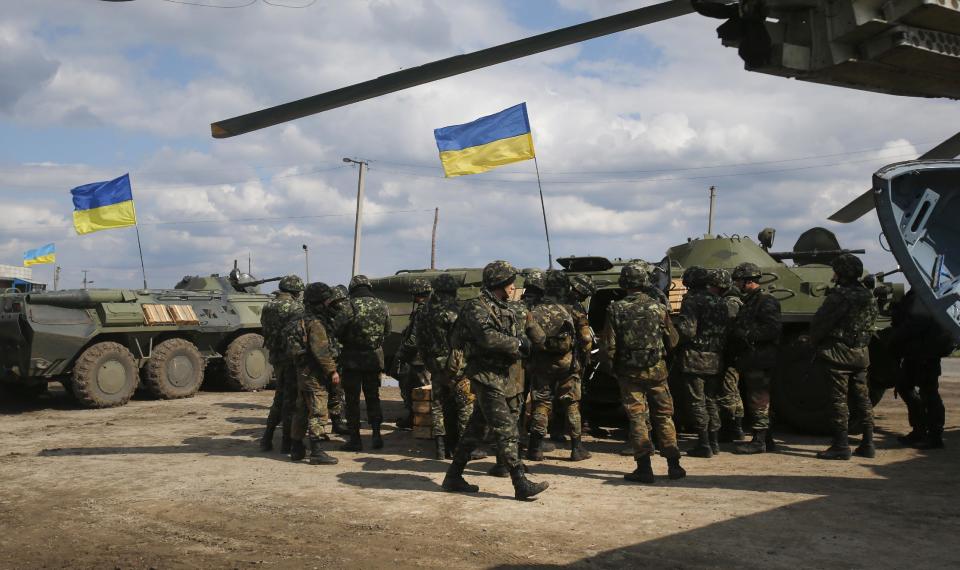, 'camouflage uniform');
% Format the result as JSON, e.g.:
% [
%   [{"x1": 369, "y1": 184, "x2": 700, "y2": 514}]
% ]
[
  {"x1": 416, "y1": 274, "x2": 474, "y2": 458},
  {"x1": 713, "y1": 270, "x2": 745, "y2": 440},
  {"x1": 812, "y1": 254, "x2": 879, "y2": 460},
  {"x1": 396, "y1": 279, "x2": 432, "y2": 428},
  {"x1": 676, "y1": 266, "x2": 729, "y2": 456},
  {"x1": 324, "y1": 285, "x2": 350, "y2": 434},
  {"x1": 259, "y1": 275, "x2": 304, "y2": 452},
  {"x1": 602, "y1": 263, "x2": 685, "y2": 483},
  {"x1": 339, "y1": 275, "x2": 391, "y2": 450}
]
